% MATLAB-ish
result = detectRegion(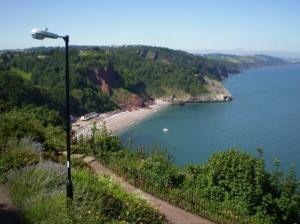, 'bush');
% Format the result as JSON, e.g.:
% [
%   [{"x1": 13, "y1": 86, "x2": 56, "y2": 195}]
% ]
[
  {"x1": 79, "y1": 129, "x2": 300, "y2": 224},
  {"x1": 6, "y1": 162, "x2": 166, "y2": 224},
  {"x1": 6, "y1": 162, "x2": 69, "y2": 224},
  {"x1": 75, "y1": 123, "x2": 122, "y2": 162},
  {"x1": 0, "y1": 105, "x2": 64, "y2": 150},
  {"x1": 195, "y1": 150, "x2": 300, "y2": 223},
  {"x1": 0, "y1": 138, "x2": 41, "y2": 182}
]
